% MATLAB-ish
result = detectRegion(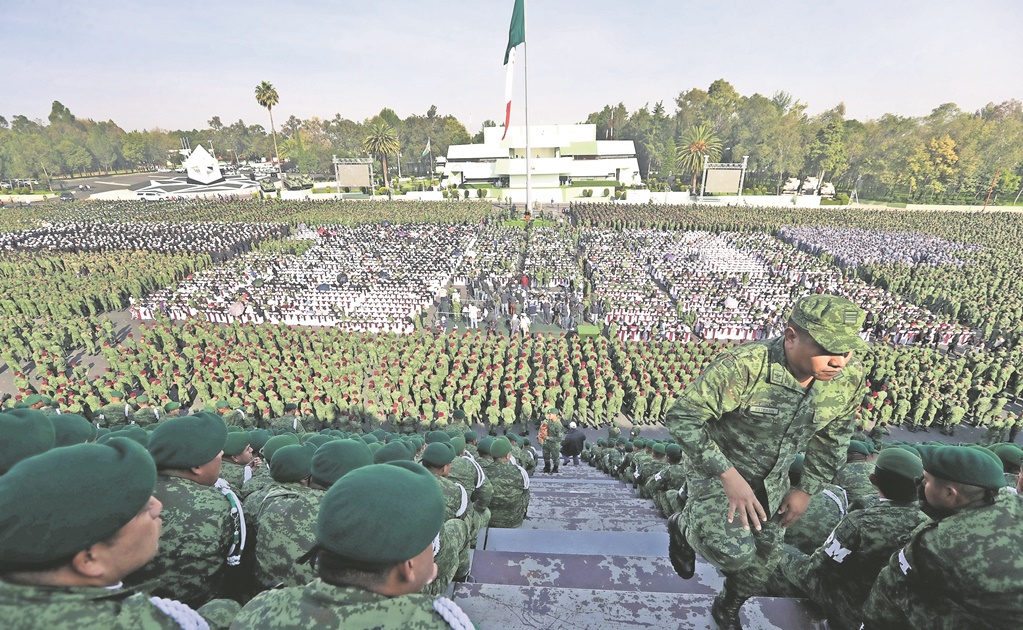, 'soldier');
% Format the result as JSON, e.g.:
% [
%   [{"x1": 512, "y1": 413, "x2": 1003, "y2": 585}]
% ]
[
  {"x1": 771, "y1": 448, "x2": 927, "y2": 628},
  {"x1": 232, "y1": 463, "x2": 475, "y2": 629},
  {"x1": 863, "y1": 446, "x2": 1023, "y2": 628},
  {"x1": 832, "y1": 440, "x2": 877, "y2": 507},
  {"x1": 132, "y1": 395, "x2": 160, "y2": 427},
  {"x1": 0, "y1": 438, "x2": 229, "y2": 628},
  {"x1": 124, "y1": 412, "x2": 243, "y2": 609},
  {"x1": 420, "y1": 443, "x2": 472, "y2": 591},
  {"x1": 446, "y1": 435, "x2": 493, "y2": 548},
  {"x1": 486, "y1": 437, "x2": 531, "y2": 528},
  {"x1": 220, "y1": 431, "x2": 261, "y2": 493},
  {"x1": 538, "y1": 408, "x2": 564, "y2": 474},
  {"x1": 990, "y1": 443, "x2": 1022, "y2": 488},
  {"x1": 782, "y1": 454, "x2": 849, "y2": 555},
  {"x1": 665, "y1": 295, "x2": 867, "y2": 629}
]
